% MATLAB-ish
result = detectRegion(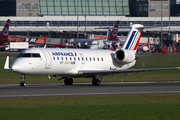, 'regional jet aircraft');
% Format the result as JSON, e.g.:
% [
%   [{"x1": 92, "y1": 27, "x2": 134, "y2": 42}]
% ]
[
  {"x1": 74, "y1": 20, "x2": 120, "y2": 49},
  {"x1": 4, "y1": 24, "x2": 179, "y2": 87}
]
